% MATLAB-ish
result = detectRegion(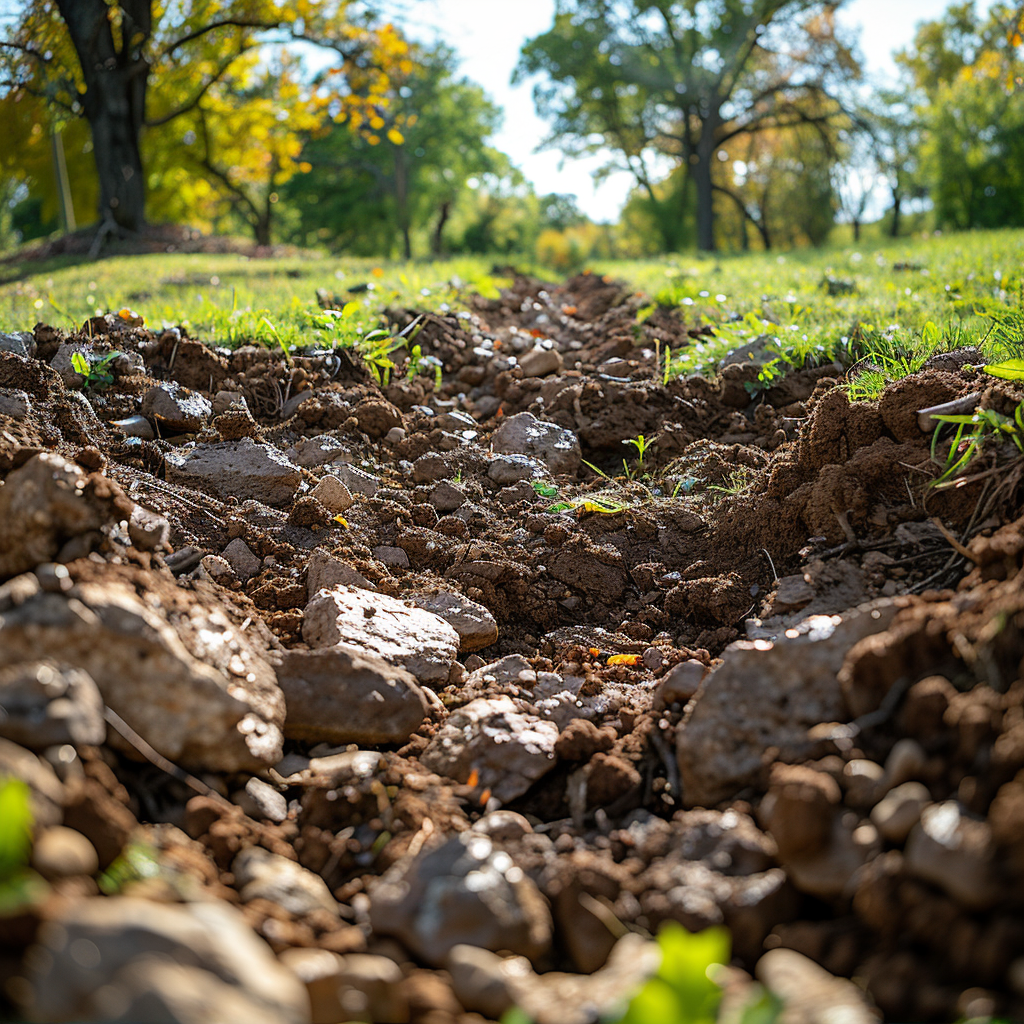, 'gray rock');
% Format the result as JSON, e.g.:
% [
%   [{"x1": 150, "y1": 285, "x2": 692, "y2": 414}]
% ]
[
  {"x1": 369, "y1": 831, "x2": 552, "y2": 966},
  {"x1": 0, "y1": 330, "x2": 35, "y2": 358},
  {"x1": 0, "y1": 660, "x2": 105, "y2": 750},
  {"x1": 212, "y1": 390, "x2": 250, "y2": 415},
  {"x1": 904, "y1": 800, "x2": 999, "y2": 909},
  {"x1": 31, "y1": 825, "x2": 99, "y2": 880},
  {"x1": 518, "y1": 346, "x2": 563, "y2": 378},
  {"x1": 165, "y1": 438, "x2": 301, "y2": 507},
  {"x1": 233, "y1": 845, "x2": 339, "y2": 917},
  {"x1": 420, "y1": 695, "x2": 559, "y2": 803},
  {"x1": 655, "y1": 660, "x2": 705, "y2": 707},
  {"x1": 306, "y1": 549, "x2": 375, "y2": 600},
  {"x1": 677, "y1": 602, "x2": 898, "y2": 807},
  {"x1": 408, "y1": 591, "x2": 498, "y2": 652},
  {"x1": 310, "y1": 475, "x2": 352, "y2": 513},
  {"x1": 429, "y1": 480, "x2": 466, "y2": 512},
  {"x1": 279, "y1": 948, "x2": 407, "y2": 1024},
  {"x1": 110, "y1": 414, "x2": 156, "y2": 439},
  {"x1": 0, "y1": 453, "x2": 124, "y2": 579},
  {"x1": 491, "y1": 411, "x2": 581, "y2": 476},
  {"x1": 329, "y1": 462, "x2": 380, "y2": 497},
  {"x1": 234, "y1": 777, "x2": 288, "y2": 823},
  {"x1": 870, "y1": 782, "x2": 931, "y2": 843},
  {"x1": 448, "y1": 933, "x2": 660, "y2": 1024},
  {"x1": 385, "y1": 426, "x2": 406, "y2": 444},
  {"x1": 222, "y1": 539, "x2": 261, "y2": 581},
  {"x1": 50, "y1": 342, "x2": 90, "y2": 388},
  {"x1": 720, "y1": 334, "x2": 777, "y2": 368},
  {"x1": 756, "y1": 948, "x2": 880, "y2": 1024},
  {"x1": 487, "y1": 453, "x2": 543, "y2": 484},
  {"x1": 0, "y1": 570, "x2": 285, "y2": 773},
  {"x1": 883, "y1": 738, "x2": 927, "y2": 790},
  {"x1": 373, "y1": 544, "x2": 411, "y2": 568},
  {"x1": 140, "y1": 382, "x2": 213, "y2": 433},
  {"x1": 128, "y1": 505, "x2": 170, "y2": 551},
  {"x1": 290, "y1": 433, "x2": 349, "y2": 467},
  {"x1": 274, "y1": 645, "x2": 429, "y2": 745},
  {"x1": 770, "y1": 574, "x2": 815, "y2": 615},
  {"x1": 303, "y1": 585, "x2": 459, "y2": 685},
  {"x1": 21, "y1": 896, "x2": 309, "y2": 1024},
  {"x1": 0, "y1": 388, "x2": 32, "y2": 419}
]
